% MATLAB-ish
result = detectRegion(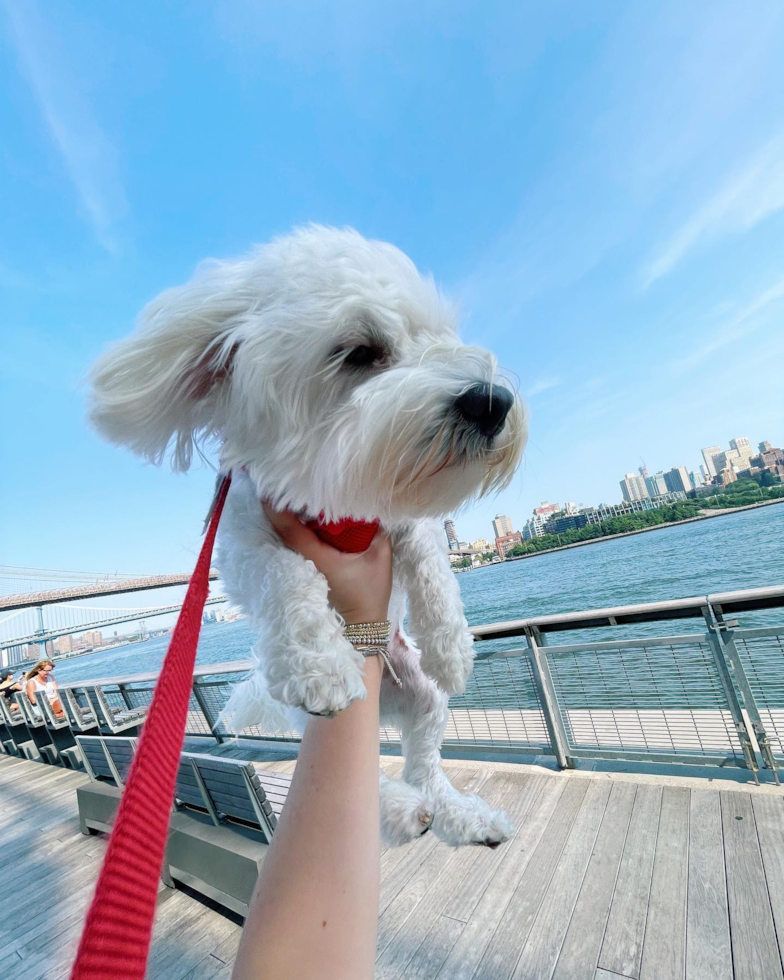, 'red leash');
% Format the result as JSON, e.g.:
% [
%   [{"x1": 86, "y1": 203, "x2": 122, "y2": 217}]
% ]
[{"x1": 71, "y1": 474, "x2": 231, "y2": 980}]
